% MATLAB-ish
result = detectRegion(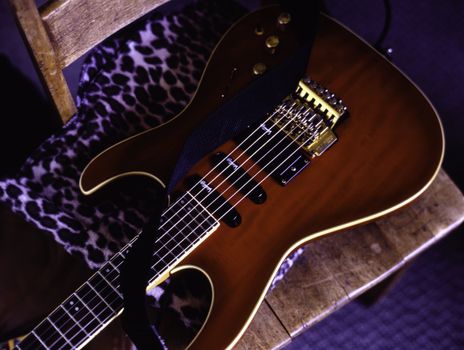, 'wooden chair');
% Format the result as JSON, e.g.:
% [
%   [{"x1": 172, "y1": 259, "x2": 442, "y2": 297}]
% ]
[
  {"x1": 9, "y1": 0, "x2": 170, "y2": 123},
  {"x1": 6, "y1": 1, "x2": 464, "y2": 349}
]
